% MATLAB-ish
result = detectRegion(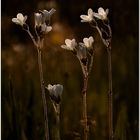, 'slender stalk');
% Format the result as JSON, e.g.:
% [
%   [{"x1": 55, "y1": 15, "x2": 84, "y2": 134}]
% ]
[
  {"x1": 55, "y1": 104, "x2": 61, "y2": 140},
  {"x1": 26, "y1": 29, "x2": 38, "y2": 47},
  {"x1": 37, "y1": 48, "x2": 50, "y2": 140},
  {"x1": 81, "y1": 64, "x2": 89, "y2": 140},
  {"x1": 107, "y1": 45, "x2": 113, "y2": 140},
  {"x1": 88, "y1": 55, "x2": 94, "y2": 75}
]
